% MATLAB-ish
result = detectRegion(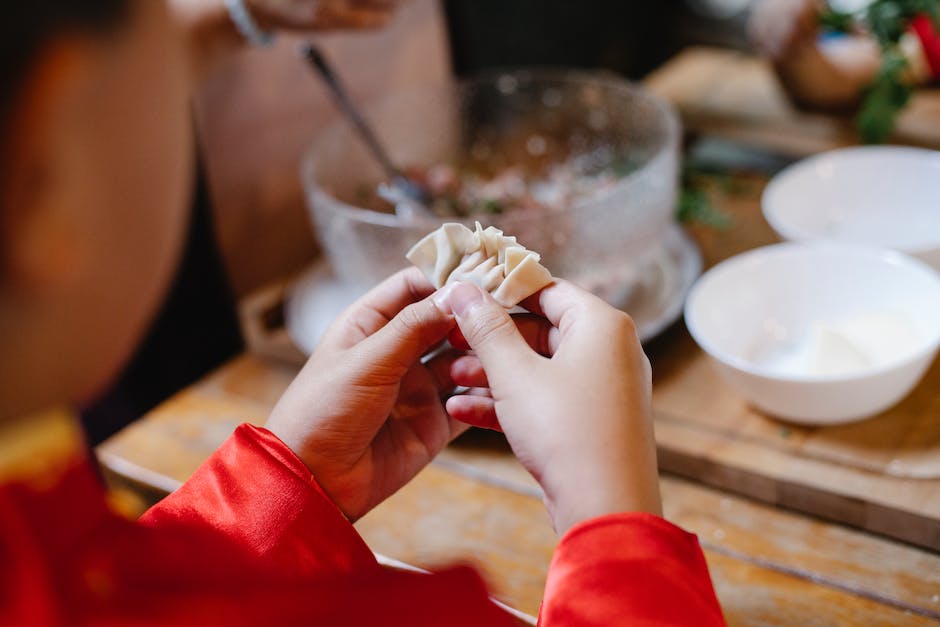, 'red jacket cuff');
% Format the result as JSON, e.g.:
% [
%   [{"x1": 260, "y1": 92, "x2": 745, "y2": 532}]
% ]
[
  {"x1": 140, "y1": 423, "x2": 379, "y2": 578},
  {"x1": 543, "y1": 512, "x2": 726, "y2": 626}
]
